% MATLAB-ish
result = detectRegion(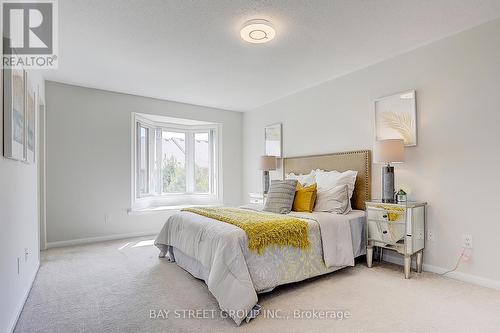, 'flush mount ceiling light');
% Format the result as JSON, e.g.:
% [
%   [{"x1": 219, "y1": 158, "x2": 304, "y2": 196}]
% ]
[{"x1": 240, "y1": 19, "x2": 276, "y2": 44}]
